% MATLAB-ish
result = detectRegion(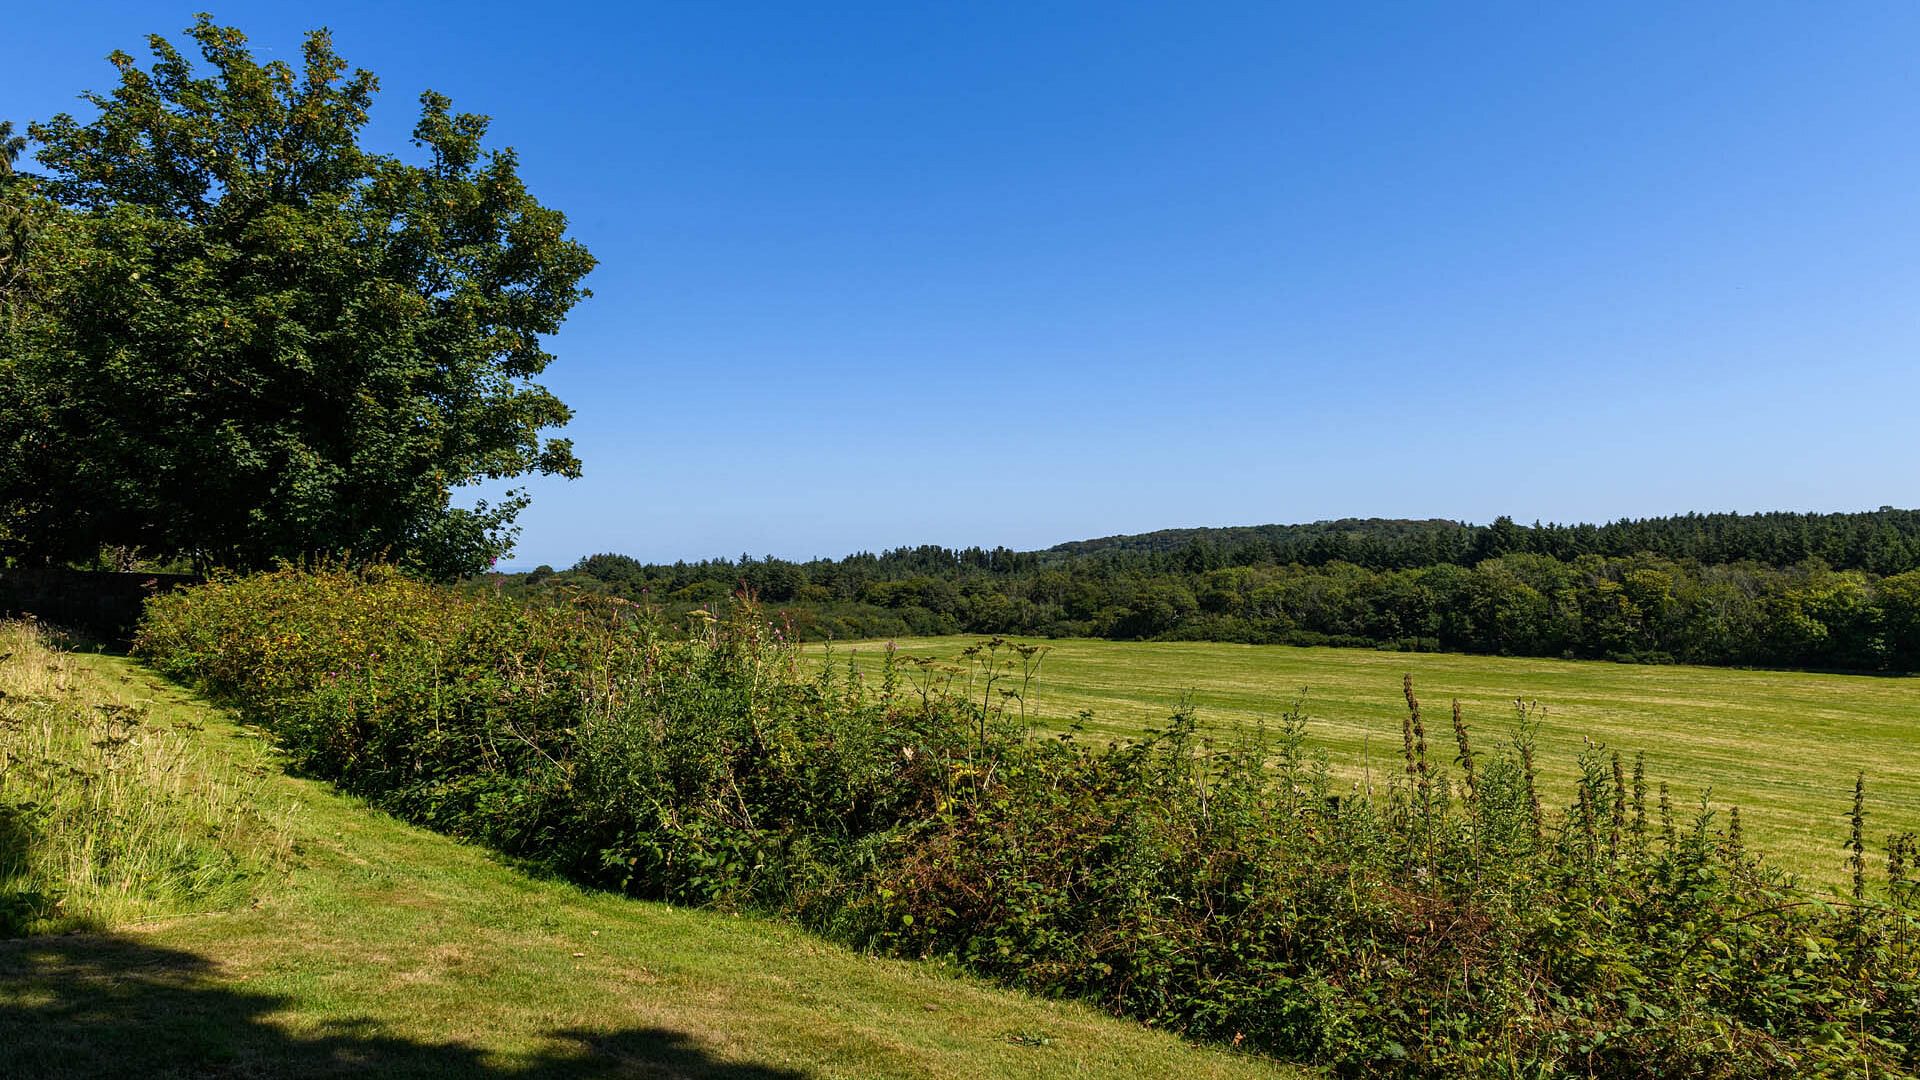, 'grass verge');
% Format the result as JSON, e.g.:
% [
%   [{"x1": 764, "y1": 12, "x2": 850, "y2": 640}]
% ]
[
  {"x1": 0, "y1": 621, "x2": 292, "y2": 933},
  {"x1": 0, "y1": 637, "x2": 1304, "y2": 1079}
]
